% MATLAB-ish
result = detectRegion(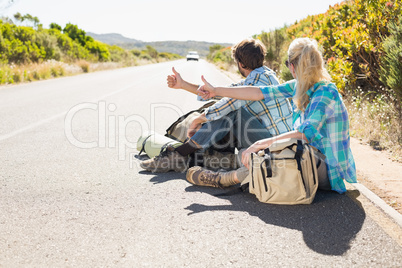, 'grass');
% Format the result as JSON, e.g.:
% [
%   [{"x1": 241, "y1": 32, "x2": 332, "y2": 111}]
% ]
[
  {"x1": 0, "y1": 60, "x2": 78, "y2": 85},
  {"x1": 345, "y1": 87, "x2": 402, "y2": 162},
  {"x1": 0, "y1": 56, "x2": 165, "y2": 86}
]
